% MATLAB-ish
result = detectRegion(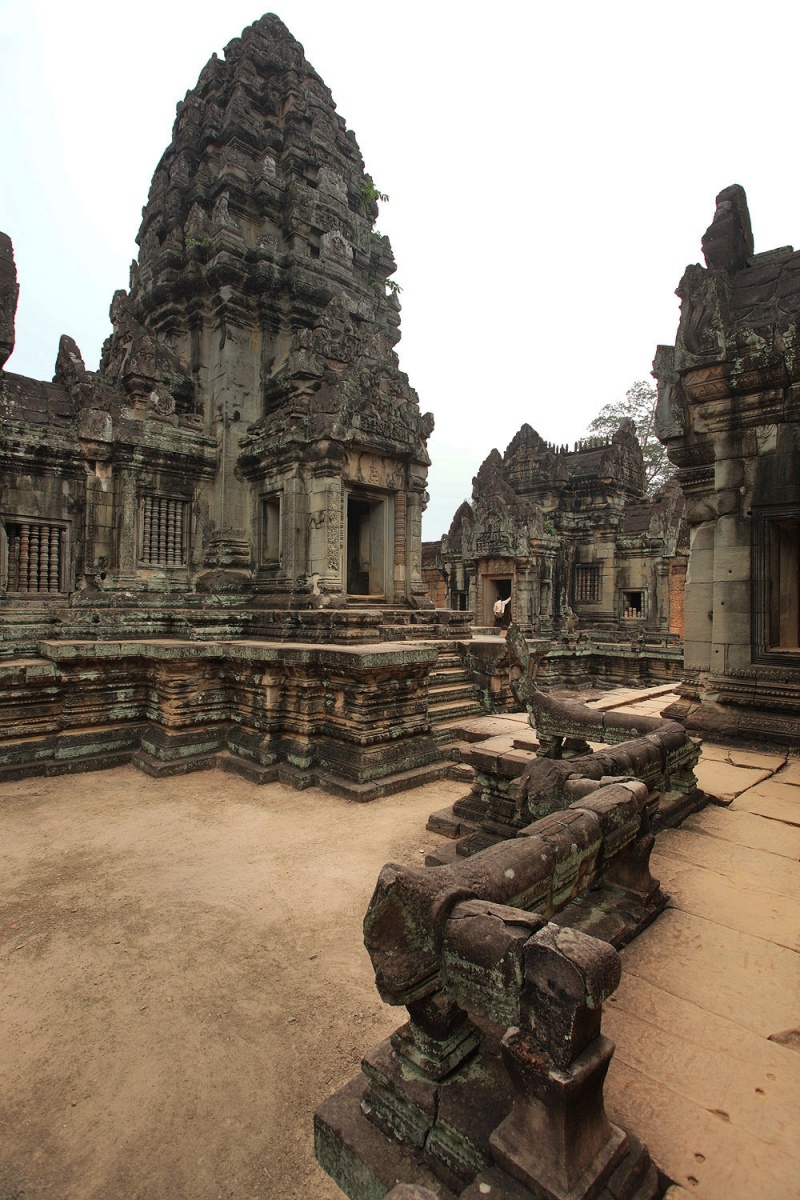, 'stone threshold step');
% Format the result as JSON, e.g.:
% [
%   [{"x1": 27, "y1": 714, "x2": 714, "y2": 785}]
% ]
[
  {"x1": 218, "y1": 751, "x2": 453, "y2": 802},
  {"x1": 428, "y1": 699, "x2": 485, "y2": 716},
  {"x1": 0, "y1": 747, "x2": 134, "y2": 783},
  {"x1": 428, "y1": 685, "x2": 480, "y2": 702}
]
